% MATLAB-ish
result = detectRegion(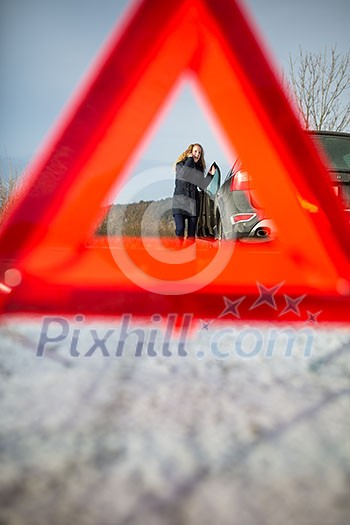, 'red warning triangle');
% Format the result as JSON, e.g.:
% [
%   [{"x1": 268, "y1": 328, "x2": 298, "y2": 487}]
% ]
[{"x1": 0, "y1": 0, "x2": 349, "y2": 321}]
